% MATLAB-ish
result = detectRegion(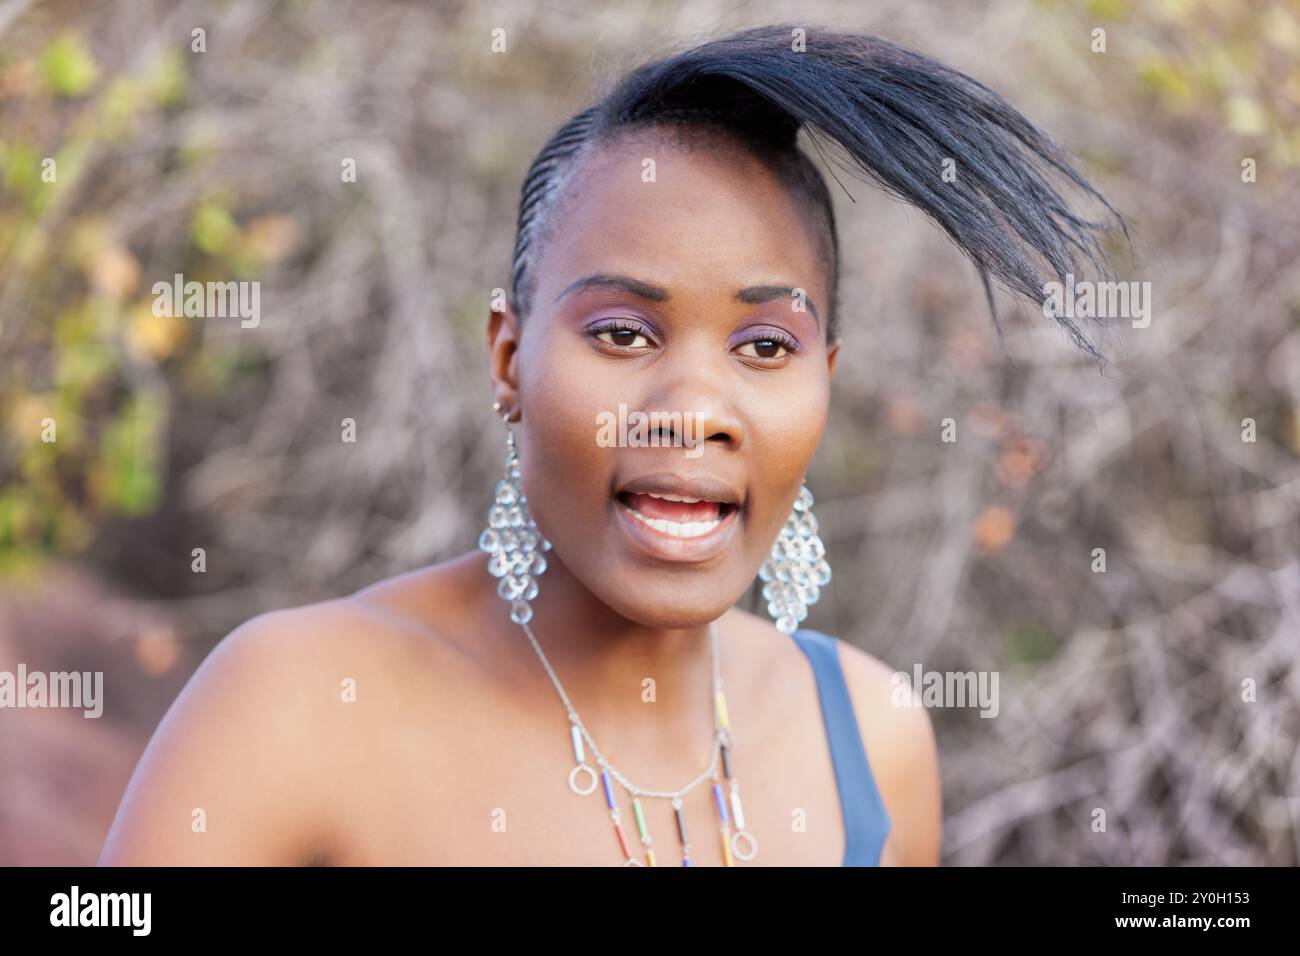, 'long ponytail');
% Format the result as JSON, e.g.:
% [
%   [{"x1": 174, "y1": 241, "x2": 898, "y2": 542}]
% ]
[{"x1": 510, "y1": 24, "x2": 1125, "y2": 360}]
